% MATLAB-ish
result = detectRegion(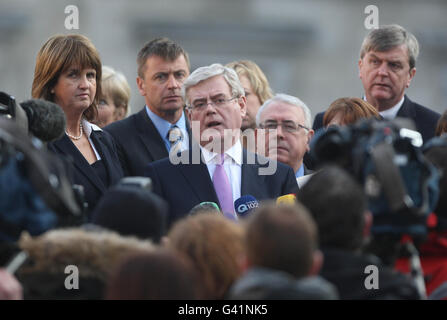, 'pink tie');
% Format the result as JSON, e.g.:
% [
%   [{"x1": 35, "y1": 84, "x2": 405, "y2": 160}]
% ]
[{"x1": 212, "y1": 154, "x2": 233, "y2": 215}]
